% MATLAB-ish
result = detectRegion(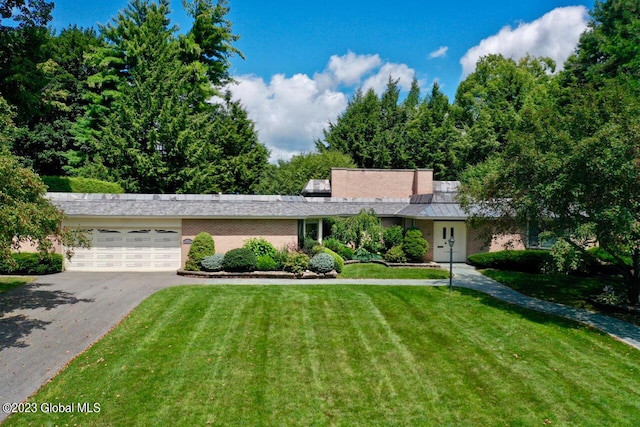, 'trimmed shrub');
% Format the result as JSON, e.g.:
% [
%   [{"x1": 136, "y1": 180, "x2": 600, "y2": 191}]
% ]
[
  {"x1": 467, "y1": 250, "x2": 552, "y2": 274},
  {"x1": 256, "y1": 255, "x2": 278, "y2": 271},
  {"x1": 403, "y1": 228, "x2": 428, "y2": 262},
  {"x1": 318, "y1": 247, "x2": 344, "y2": 273},
  {"x1": 243, "y1": 238, "x2": 277, "y2": 259},
  {"x1": 283, "y1": 252, "x2": 310, "y2": 275},
  {"x1": 201, "y1": 254, "x2": 225, "y2": 272},
  {"x1": 0, "y1": 253, "x2": 63, "y2": 275},
  {"x1": 185, "y1": 232, "x2": 216, "y2": 271},
  {"x1": 384, "y1": 245, "x2": 407, "y2": 263},
  {"x1": 383, "y1": 225, "x2": 404, "y2": 250},
  {"x1": 309, "y1": 253, "x2": 335, "y2": 274},
  {"x1": 42, "y1": 176, "x2": 124, "y2": 193},
  {"x1": 223, "y1": 248, "x2": 257, "y2": 272}
]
